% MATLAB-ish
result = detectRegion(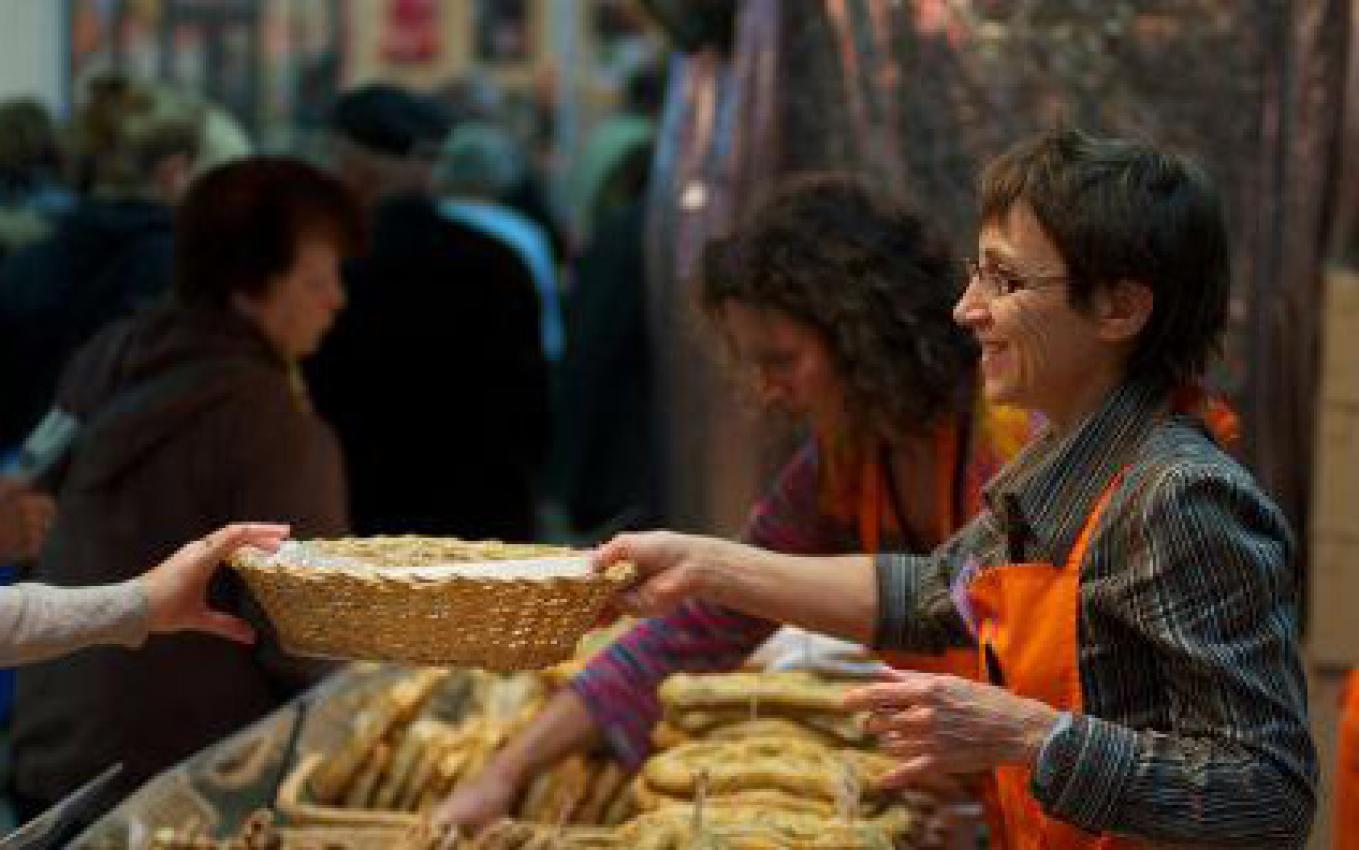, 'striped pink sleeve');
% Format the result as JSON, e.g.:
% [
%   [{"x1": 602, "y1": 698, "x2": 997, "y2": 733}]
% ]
[
  {"x1": 569, "y1": 601, "x2": 777, "y2": 768},
  {"x1": 570, "y1": 440, "x2": 849, "y2": 767}
]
